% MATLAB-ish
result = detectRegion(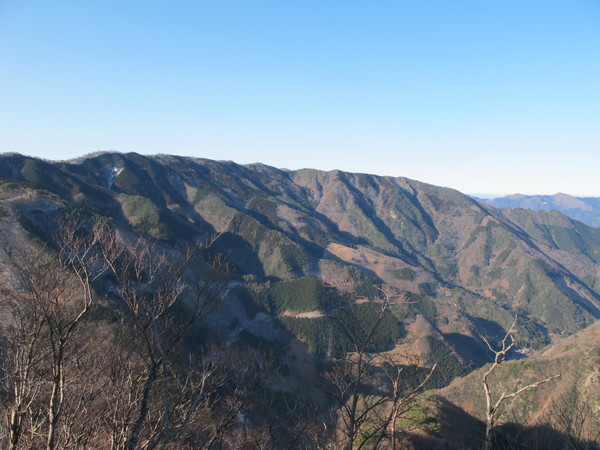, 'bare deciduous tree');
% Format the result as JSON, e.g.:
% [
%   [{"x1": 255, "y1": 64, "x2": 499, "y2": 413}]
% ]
[
  {"x1": 545, "y1": 388, "x2": 600, "y2": 449},
  {"x1": 96, "y1": 229, "x2": 230, "y2": 450},
  {"x1": 482, "y1": 316, "x2": 560, "y2": 450},
  {"x1": 0, "y1": 217, "x2": 112, "y2": 450},
  {"x1": 378, "y1": 355, "x2": 437, "y2": 450},
  {"x1": 321, "y1": 281, "x2": 437, "y2": 450},
  {"x1": 0, "y1": 217, "x2": 233, "y2": 450}
]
